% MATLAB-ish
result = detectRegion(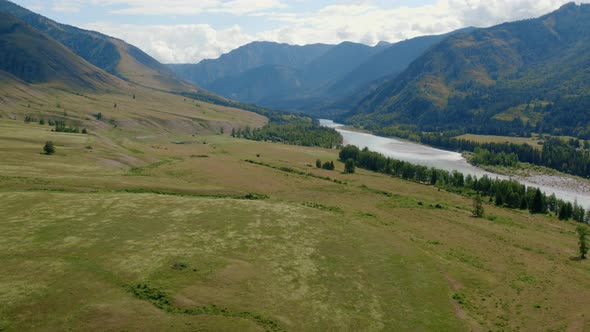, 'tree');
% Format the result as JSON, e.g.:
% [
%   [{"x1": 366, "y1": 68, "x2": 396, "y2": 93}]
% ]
[
  {"x1": 576, "y1": 226, "x2": 588, "y2": 260},
  {"x1": 316, "y1": 159, "x2": 322, "y2": 168},
  {"x1": 473, "y1": 195, "x2": 484, "y2": 218},
  {"x1": 82, "y1": 128, "x2": 88, "y2": 134},
  {"x1": 559, "y1": 204, "x2": 569, "y2": 220},
  {"x1": 322, "y1": 161, "x2": 334, "y2": 170},
  {"x1": 231, "y1": 128, "x2": 236, "y2": 137},
  {"x1": 529, "y1": 188, "x2": 545, "y2": 214},
  {"x1": 43, "y1": 141, "x2": 55, "y2": 155},
  {"x1": 344, "y1": 158, "x2": 356, "y2": 174}
]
